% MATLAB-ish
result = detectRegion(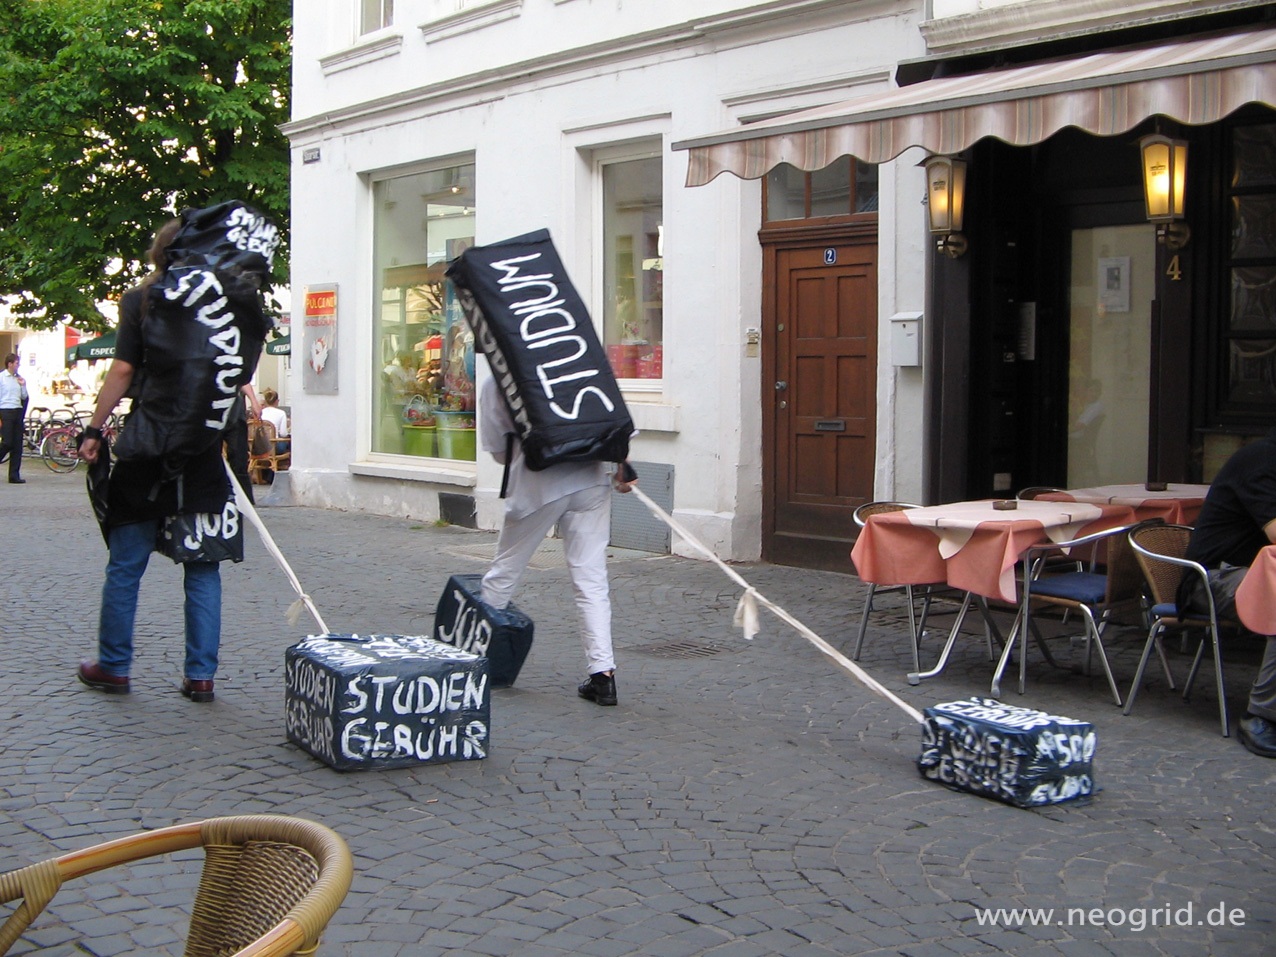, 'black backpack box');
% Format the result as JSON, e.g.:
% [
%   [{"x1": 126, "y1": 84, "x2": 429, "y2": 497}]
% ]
[
  {"x1": 445, "y1": 229, "x2": 633, "y2": 470},
  {"x1": 433, "y1": 574, "x2": 534, "y2": 688}
]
